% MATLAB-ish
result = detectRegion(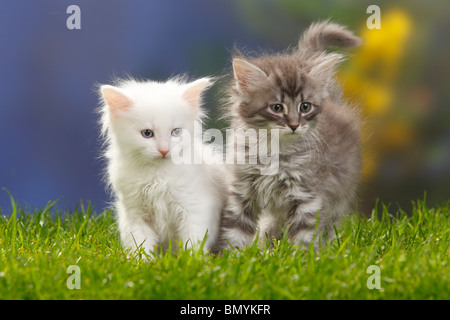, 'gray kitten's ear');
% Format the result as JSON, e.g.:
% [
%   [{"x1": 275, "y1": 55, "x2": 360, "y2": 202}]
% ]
[
  {"x1": 232, "y1": 58, "x2": 267, "y2": 90},
  {"x1": 182, "y1": 77, "x2": 213, "y2": 109},
  {"x1": 308, "y1": 53, "x2": 344, "y2": 79},
  {"x1": 100, "y1": 85, "x2": 134, "y2": 115}
]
